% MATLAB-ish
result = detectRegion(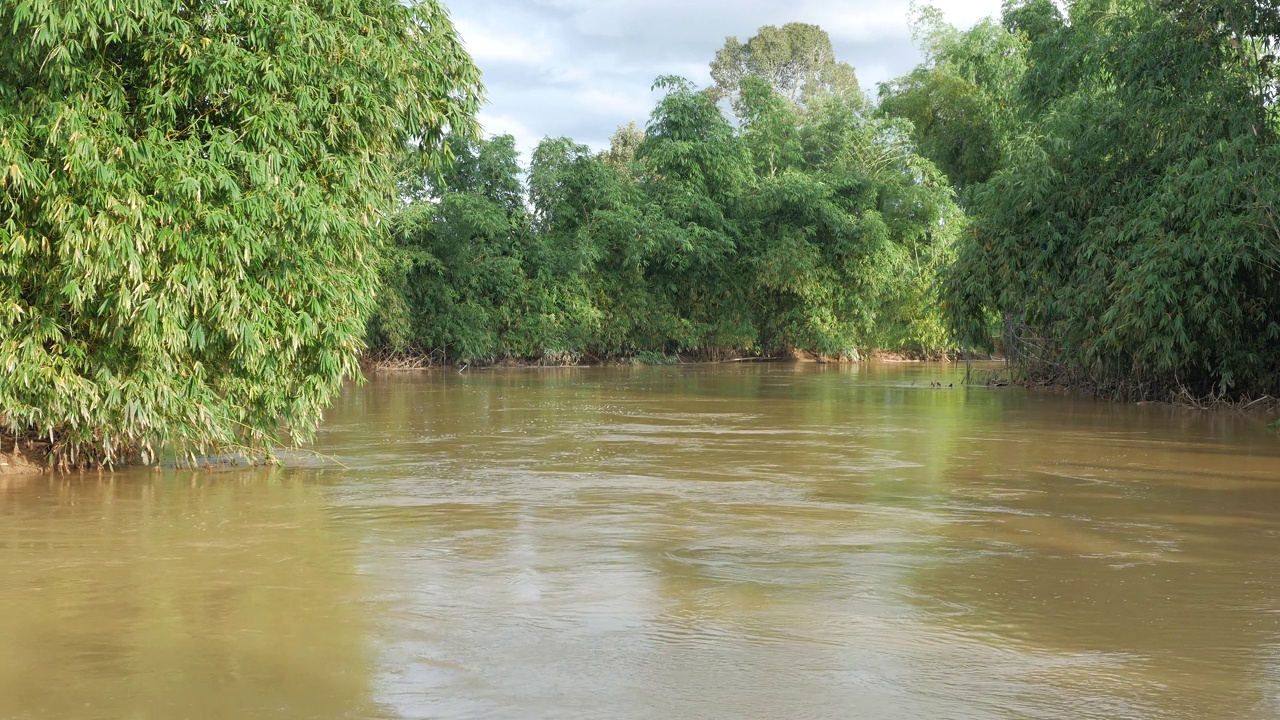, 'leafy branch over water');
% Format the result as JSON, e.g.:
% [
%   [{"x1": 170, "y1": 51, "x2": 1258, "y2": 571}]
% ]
[{"x1": 0, "y1": 0, "x2": 482, "y2": 469}]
